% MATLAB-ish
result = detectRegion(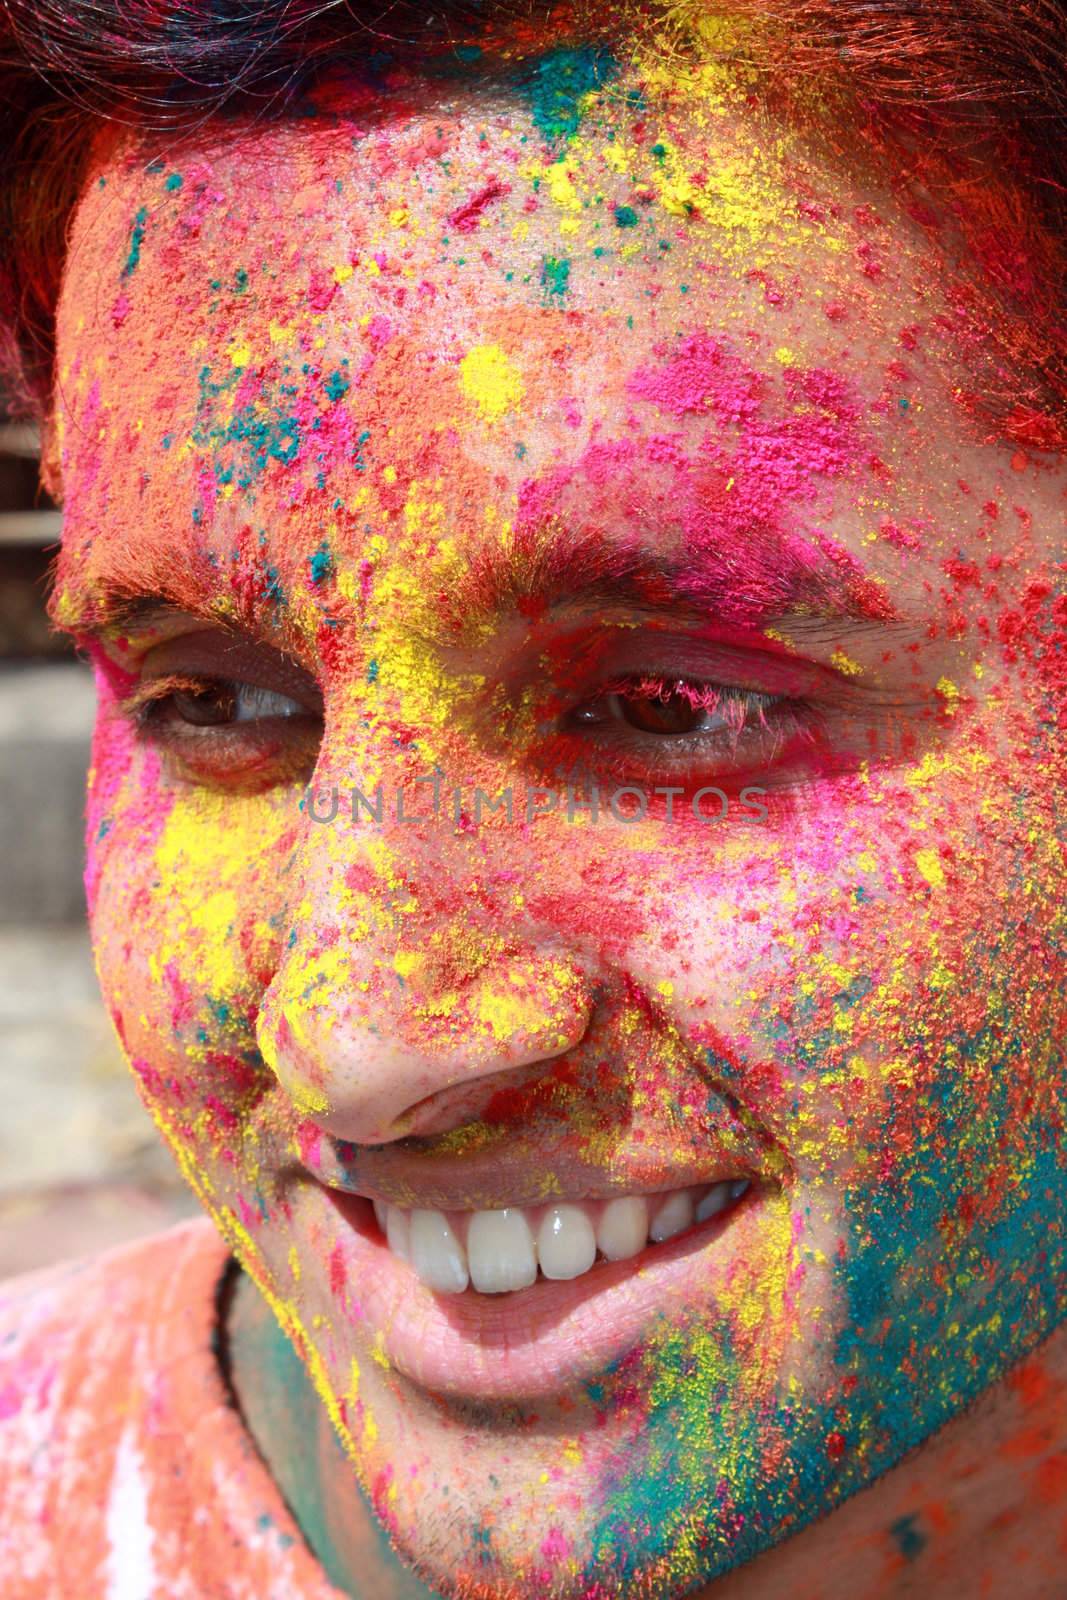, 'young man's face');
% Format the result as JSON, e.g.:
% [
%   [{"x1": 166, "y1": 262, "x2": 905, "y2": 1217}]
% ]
[{"x1": 51, "y1": 22, "x2": 1066, "y2": 1599}]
